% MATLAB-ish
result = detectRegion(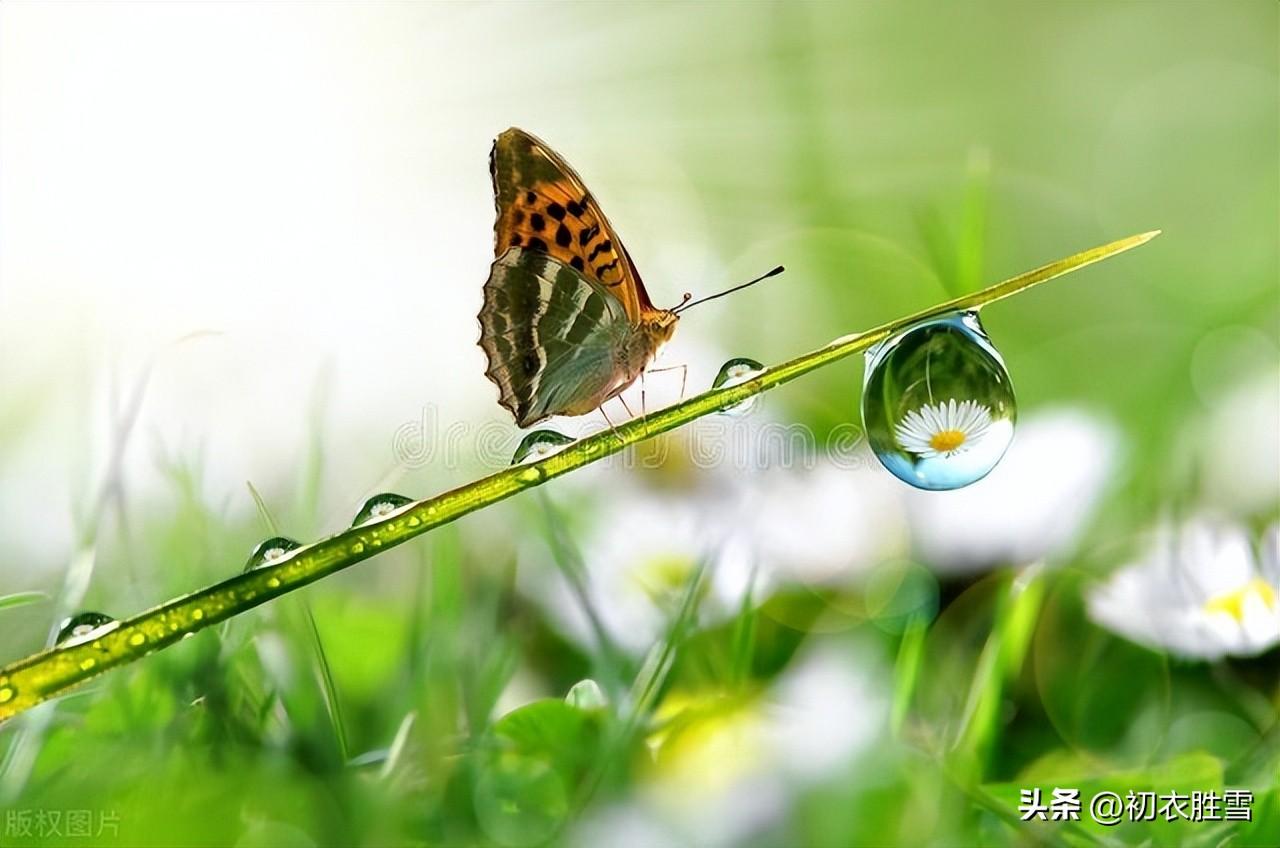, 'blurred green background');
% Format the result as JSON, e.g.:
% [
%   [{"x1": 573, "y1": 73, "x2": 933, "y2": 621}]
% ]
[{"x1": 0, "y1": 1, "x2": 1276, "y2": 846}]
